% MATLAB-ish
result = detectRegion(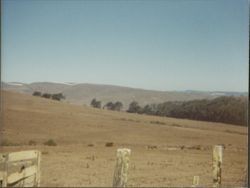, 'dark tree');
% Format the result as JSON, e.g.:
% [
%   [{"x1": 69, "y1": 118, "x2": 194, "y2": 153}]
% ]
[
  {"x1": 127, "y1": 101, "x2": 141, "y2": 113},
  {"x1": 95, "y1": 101, "x2": 102, "y2": 108},
  {"x1": 42, "y1": 93, "x2": 52, "y2": 99},
  {"x1": 52, "y1": 93, "x2": 65, "y2": 101},
  {"x1": 91, "y1": 98, "x2": 97, "y2": 106},
  {"x1": 32, "y1": 91, "x2": 42, "y2": 97},
  {"x1": 113, "y1": 101, "x2": 123, "y2": 111},
  {"x1": 104, "y1": 101, "x2": 123, "y2": 111},
  {"x1": 90, "y1": 98, "x2": 102, "y2": 108},
  {"x1": 143, "y1": 104, "x2": 153, "y2": 115},
  {"x1": 104, "y1": 102, "x2": 114, "y2": 110}
]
